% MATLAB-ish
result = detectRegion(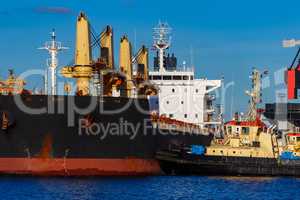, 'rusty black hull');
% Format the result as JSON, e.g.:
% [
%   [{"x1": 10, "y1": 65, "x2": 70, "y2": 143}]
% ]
[{"x1": 0, "y1": 95, "x2": 212, "y2": 176}]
